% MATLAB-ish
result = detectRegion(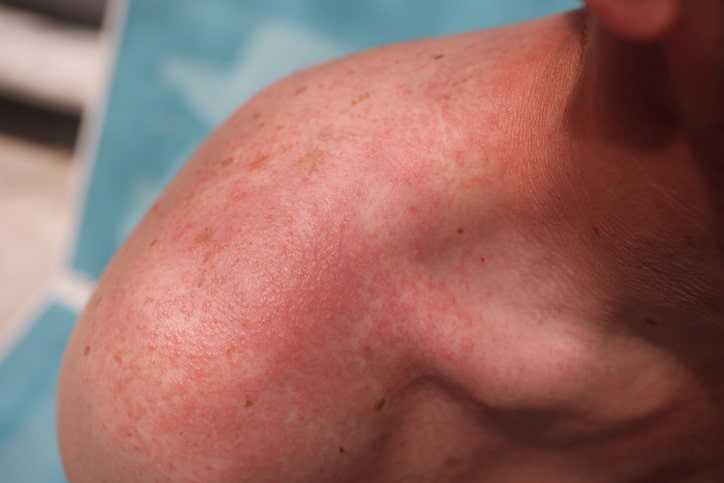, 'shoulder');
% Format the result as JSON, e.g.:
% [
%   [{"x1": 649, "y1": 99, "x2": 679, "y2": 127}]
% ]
[{"x1": 57, "y1": 13, "x2": 581, "y2": 481}]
